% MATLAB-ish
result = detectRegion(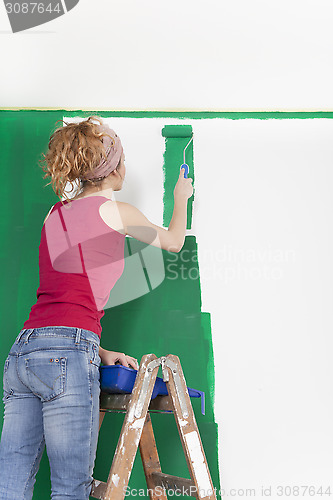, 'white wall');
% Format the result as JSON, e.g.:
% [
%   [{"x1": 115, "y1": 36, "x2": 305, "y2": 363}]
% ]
[
  {"x1": 194, "y1": 117, "x2": 333, "y2": 493},
  {"x1": 1, "y1": 0, "x2": 333, "y2": 109},
  {"x1": 2, "y1": 0, "x2": 333, "y2": 496}
]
